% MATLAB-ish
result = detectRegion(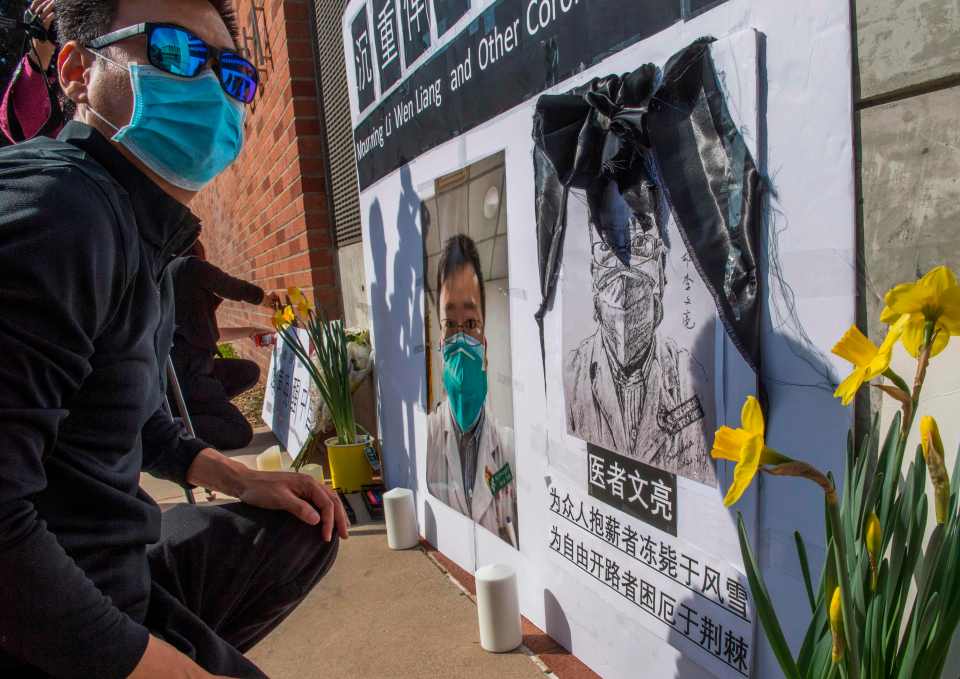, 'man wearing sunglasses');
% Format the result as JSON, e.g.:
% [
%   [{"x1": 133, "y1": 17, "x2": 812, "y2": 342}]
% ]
[{"x1": 0, "y1": 1, "x2": 346, "y2": 678}]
